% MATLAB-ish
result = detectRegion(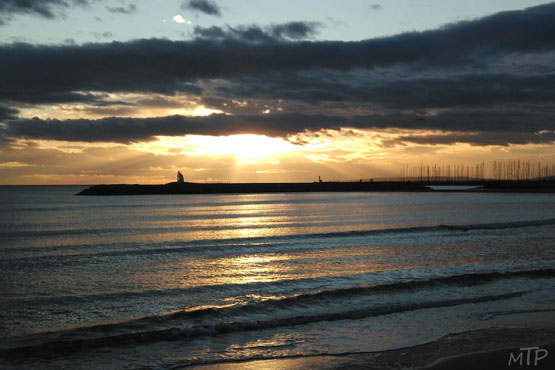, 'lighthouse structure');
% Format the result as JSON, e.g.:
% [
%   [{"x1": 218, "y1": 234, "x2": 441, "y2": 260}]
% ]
[{"x1": 177, "y1": 171, "x2": 184, "y2": 183}]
